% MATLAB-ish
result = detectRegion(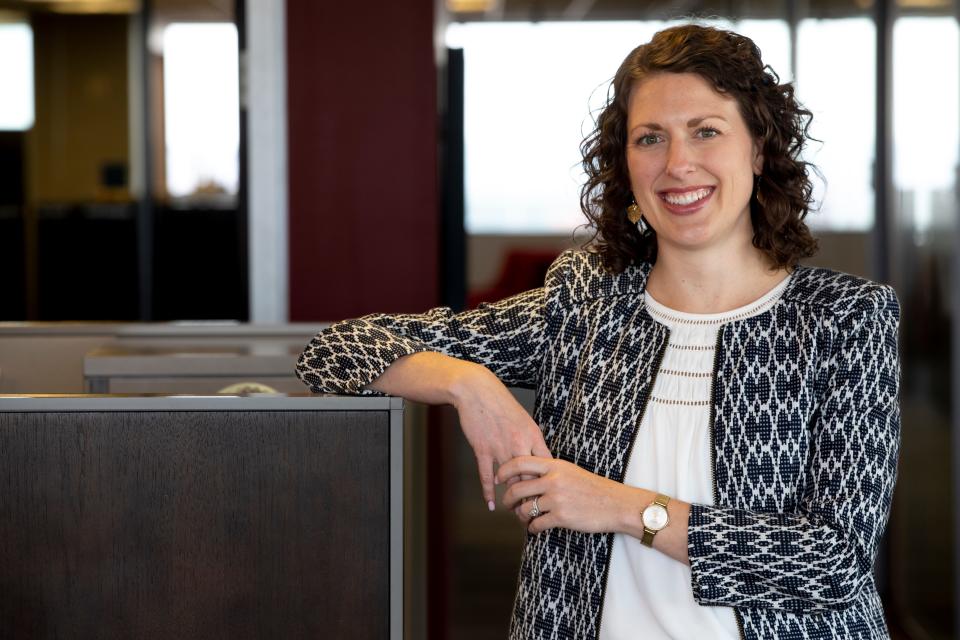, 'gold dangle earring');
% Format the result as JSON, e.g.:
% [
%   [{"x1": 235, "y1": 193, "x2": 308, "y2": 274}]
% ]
[
  {"x1": 627, "y1": 200, "x2": 652, "y2": 236},
  {"x1": 755, "y1": 175, "x2": 767, "y2": 208}
]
